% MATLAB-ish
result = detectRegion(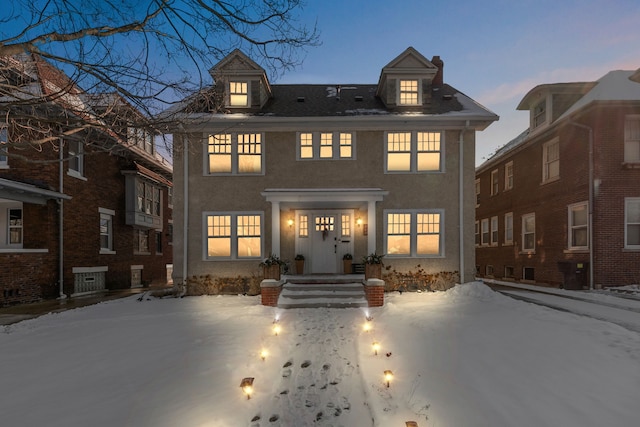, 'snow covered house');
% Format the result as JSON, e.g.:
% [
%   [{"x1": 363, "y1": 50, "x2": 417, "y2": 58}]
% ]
[
  {"x1": 169, "y1": 47, "x2": 497, "y2": 300},
  {"x1": 0, "y1": 54, "x2": 173, "y2": 306},
  {"x1": 475, "y1": 69, "x2": 640, "y2": 289}
]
